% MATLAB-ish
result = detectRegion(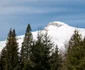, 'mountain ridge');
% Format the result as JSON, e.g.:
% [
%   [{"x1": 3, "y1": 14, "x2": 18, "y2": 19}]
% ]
[{"x1": 0, "y1": 21, "x2": 85, "y2": 53}]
